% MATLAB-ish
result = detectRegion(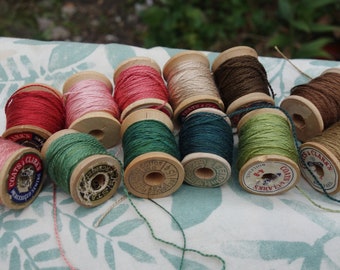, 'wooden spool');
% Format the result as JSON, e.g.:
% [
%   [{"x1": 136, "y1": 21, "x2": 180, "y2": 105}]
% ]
[
  {"x1": 163, "y1": 51, "x2": 224, "y2": 123},
  {"x1": 181, "y1": 107, "x2": 232, "y2": 187},
  {"x1": 237, "y1": 108, "x2": 300, "y2": 195},
  {"x1": 212, "y1": 46, "x2": 275, "y2": 126},
  {"x1": 3, "y1": 83, "x2": 63, "y2": 150},
  {"x1": 41, "y1": 129, "x2": 122, "y2": 207},
  {"x1": 0, "y1": 144, "x2": 44, "y2": 209},
  {"x1": 113, "y1": 57, "x2": 173, "y2": 121},
  {"x1": 121, "y1": 109, "x2": 184, "y2": 199},
  {"x1": 63, "y1": 70, "x2": 121, "y2": 149}
]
